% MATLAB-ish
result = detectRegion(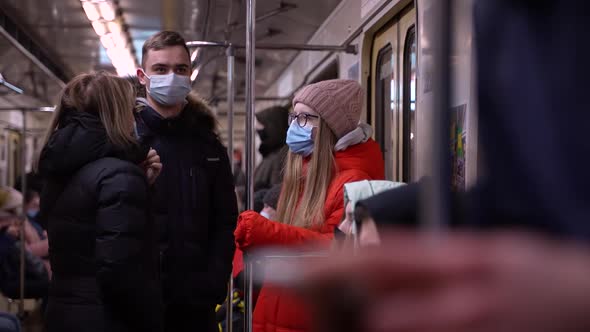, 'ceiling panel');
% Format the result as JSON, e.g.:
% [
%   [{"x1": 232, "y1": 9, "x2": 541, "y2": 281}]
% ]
[{"x1": 1, "y1": 0, "x2": 342, "y2": 110}]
